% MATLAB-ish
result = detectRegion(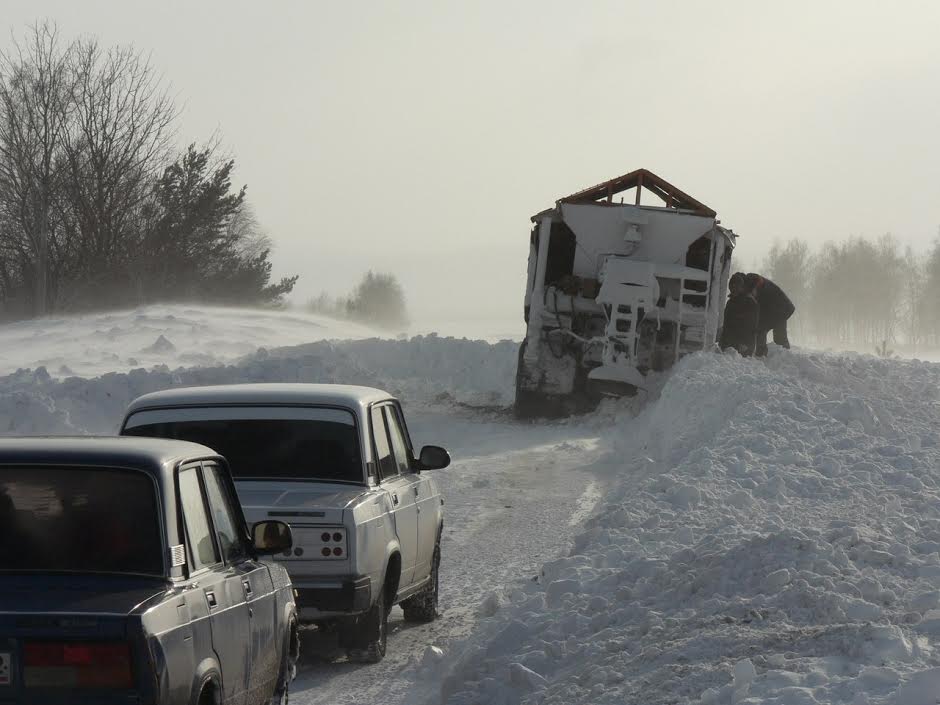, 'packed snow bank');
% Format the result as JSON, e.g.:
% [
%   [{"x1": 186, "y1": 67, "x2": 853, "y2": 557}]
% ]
[
  {"x1": 0, "y1": 335, "x2": 518, "y2": 435},
  {"x1": 0, "y1": 304, "x2": 383, "y2": 378},
  {"x1": 438, "y1": 348, "x2": 940, "y2": 705}
]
